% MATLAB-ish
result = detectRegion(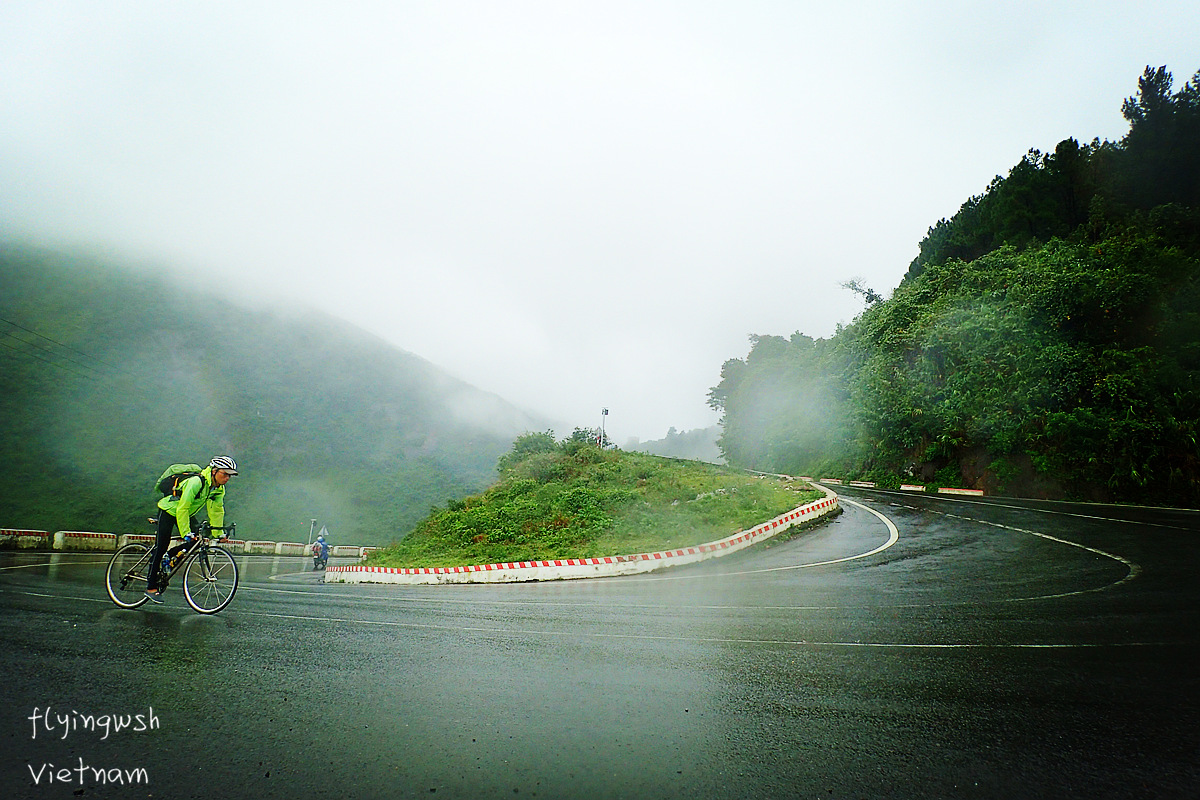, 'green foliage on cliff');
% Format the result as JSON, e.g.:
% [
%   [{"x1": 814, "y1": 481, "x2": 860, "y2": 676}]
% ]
[
  {"x1": 366, "y1": 436, "x2": 821, "y2": 567},
  {"x1": 710, "y1": 66, "x2": 1200, "y2": 504}
]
